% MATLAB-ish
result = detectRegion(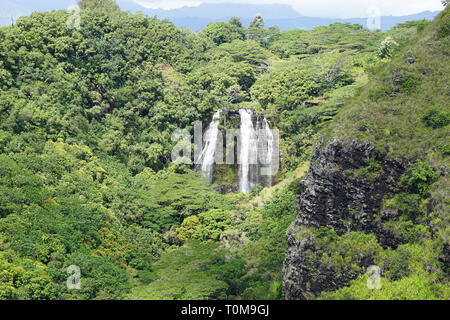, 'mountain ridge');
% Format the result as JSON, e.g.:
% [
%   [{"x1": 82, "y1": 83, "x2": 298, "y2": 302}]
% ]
[
  {"x1": 158, "y1": 11, "x2": 440, "y2": 31},
  {"x1": 0, "y1": 1, "x2": 440, "y2": 32}
]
